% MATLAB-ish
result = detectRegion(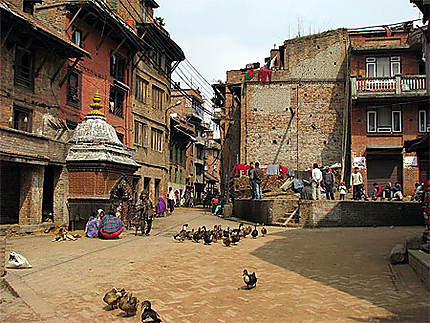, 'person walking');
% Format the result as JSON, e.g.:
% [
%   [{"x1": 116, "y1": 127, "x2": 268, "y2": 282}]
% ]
[
  {"x1": 136, "y1": 191, "x2": 154, "y2": 236},
  {"x1": 167, "y1": 187, "x2": 175, "y2": 214},
  {"x1": 248, "y1": 162, "x2": 256, "y2": 199},
  {"x1": 323, "y1": 168, "x2": 335, "y2": 200},
  {"x1": 351, "y1": 167, "x2": 364, "y2": 200},
  {"x1": 254, "y1": 162, "x2": 264, "y2": 199},
  {"x1": 311, "y1": 163, "x2": 323, "y2": 200}
]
